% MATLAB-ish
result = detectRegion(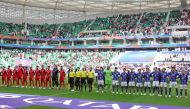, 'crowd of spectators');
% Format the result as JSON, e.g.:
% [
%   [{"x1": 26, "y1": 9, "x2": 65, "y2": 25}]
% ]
[
  {"x1": 0, "y1": 9, "x2": 189, "y2": 39},
  {"x1": 157, "y1": 48, "x2": 190, "y2": 62},
  {"x1": 0, "y1": 49, "x2": 119, "y2": 70},
  {"x1": 0, "y1": 48, "x2": 190, "y2": 74}
]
